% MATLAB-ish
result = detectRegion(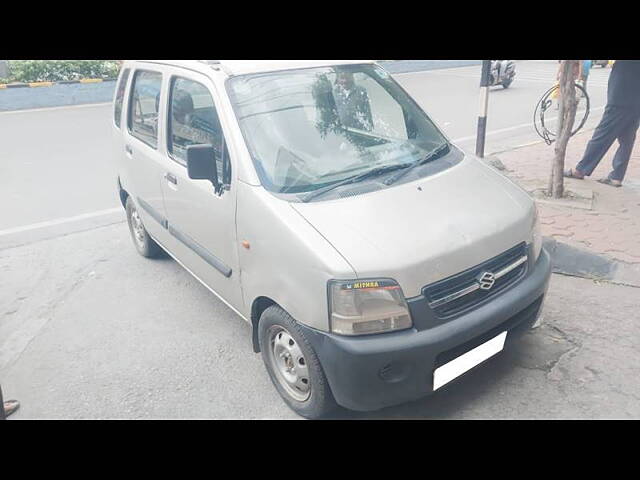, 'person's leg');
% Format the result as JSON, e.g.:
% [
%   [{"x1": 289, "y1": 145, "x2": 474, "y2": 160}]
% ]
[
  {"x1": 608, "y1": 111, "x2": 640, "y2": 182},
  {"x1": 575, "y1": 105, "x2": 627, "y2": 176}
]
